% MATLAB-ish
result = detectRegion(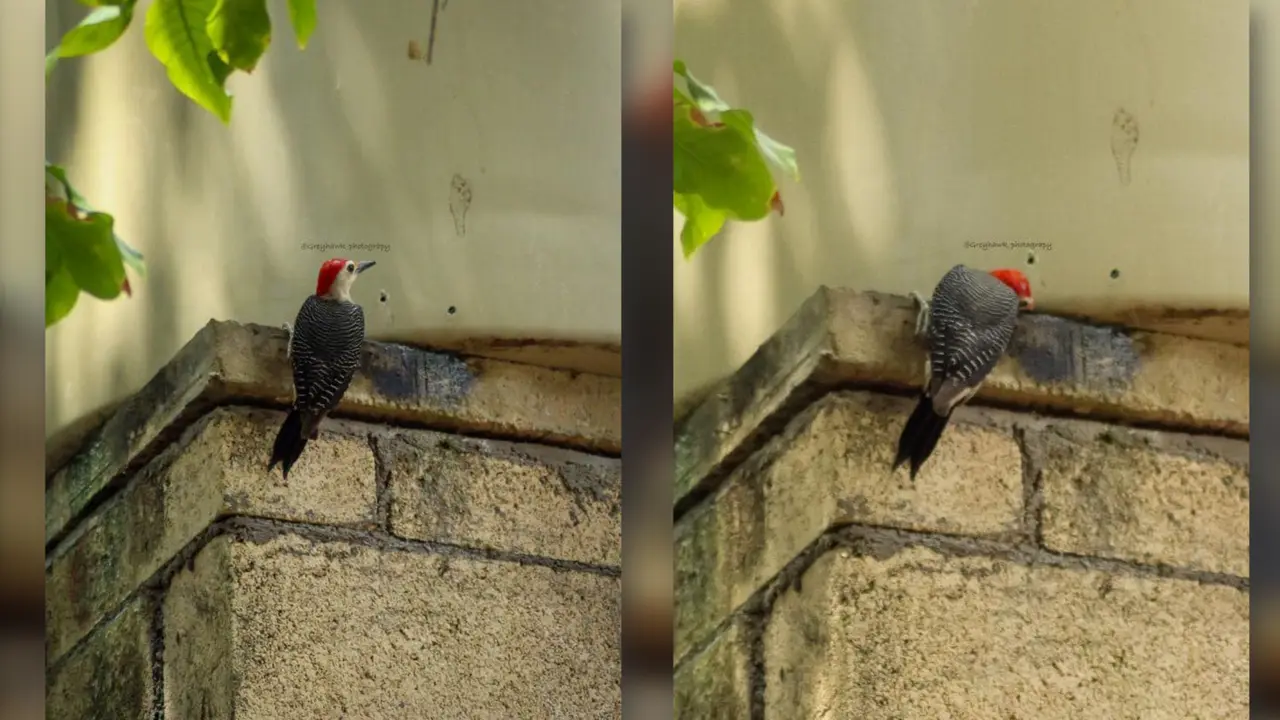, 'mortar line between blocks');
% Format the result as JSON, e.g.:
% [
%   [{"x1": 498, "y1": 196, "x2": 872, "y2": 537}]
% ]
[
  {"x1": 677, "y1": 519, "x2": 1248, "y2": 673},
  {"x1": 48, "y1": 513, "x2": 621, "y2": 676},
  {"x1": 675, "y1": 376, "x2": 1248, "y2": 526}
]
